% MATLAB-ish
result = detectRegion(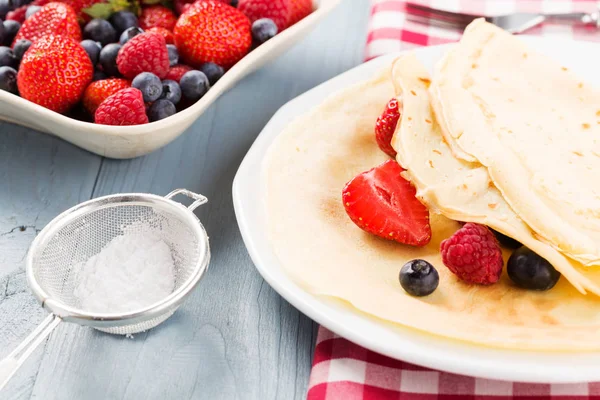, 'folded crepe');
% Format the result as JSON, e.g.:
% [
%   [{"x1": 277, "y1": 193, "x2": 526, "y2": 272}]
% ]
[
  {"x1": 391, "y1": 54, "x2": 600, "y2": 297},
  {"x1": 430, "y1": 19, "x2": 600, "y2": 266},
  {"x1": 266, "y1": 62, "x2": 600, "y2": 351}
]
